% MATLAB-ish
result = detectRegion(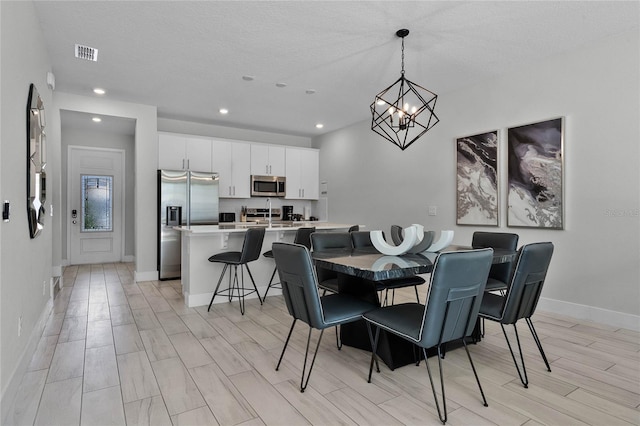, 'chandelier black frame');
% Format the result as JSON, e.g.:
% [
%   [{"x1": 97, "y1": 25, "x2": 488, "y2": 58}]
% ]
[{"x1": 370, "y1": 29, "x2": 439, "y2": 151}]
